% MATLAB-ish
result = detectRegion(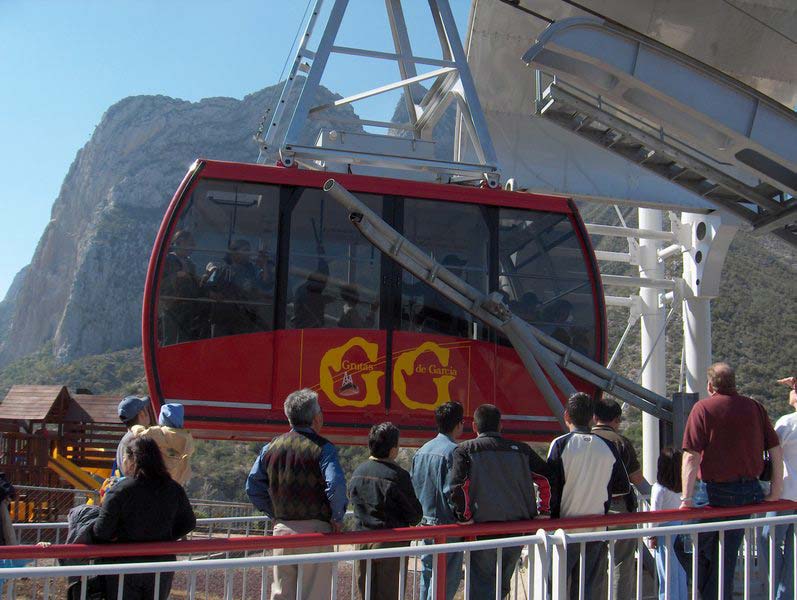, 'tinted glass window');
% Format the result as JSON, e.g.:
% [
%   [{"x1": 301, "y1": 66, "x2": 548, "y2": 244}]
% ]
[
  {"x1": 400, "y1": 198, "x2": 489, "y2": 339},
  {"x1": 498, "y1": 209, "x2": 595, "y2": 357},
  {"x1": 157, "y1": 180, "x2": 278, "y2": 345},
  {"x1": 286, "y1": 189, "x2": 382, "y2": 330}
]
